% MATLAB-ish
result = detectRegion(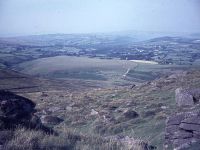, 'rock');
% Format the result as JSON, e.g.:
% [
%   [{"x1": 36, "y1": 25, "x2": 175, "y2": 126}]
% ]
[
  {"x1": 29, "y1": 115, "x2": 43, "y2": 128},
  {"x1": 66, "y1": 106, "x2": 72, "y2": 111},
  {"x1": 108, "y1": 106, "x2": 118, "y2": 111},
  {"x1": 173, "y1": 130, "x2": 193, "y2": 139},
  {"x1": 117, "y1": 136, "x2": 156, "y2": 150},
  {"x1": 165, "y1": 95, "x2": 200, "y2": 150},
  {"x1": 48, "y1": 107, "x2": 61, "y2": 113},
  {"x1": 106, "y1": 135, "x2": 156, "y2": 150},
  {"x1": 0, "y1": 91, "x2": 35, "y2": 119},
  {"x1": 166, "y1": 113, "x2": 186, "y2": 125},
  {"x1": 193, "y1": 131, "x2": 200, "y2": 139},
  {"x1": 165, "y1": 125, "x2": 179, "y2": 138},
  {"x1": 175, "y1": 88, "x2": 200, "y2": 107},
  {"x1": 175, "y1": 88, "x2": 194, "y2": 106},
  {"x1": 0, "y1": 90, "x2": 54, "y2": 134},
  {"x1": 0, "y1": 90, "x2": 35, "y2": 129},
  {"x1": 41, "y1": 115, "x2": 63, "y2": 125},
  {"x1": 161, "y1": 106, "x2": 167, "y2": 109},
  {"x1": 91, "y1": 109, "x2": 98, "y2": 115},
  {"x1": 189, "y1": 88, "x2": 200, "y2": 103},
  {"x1": 165, "y1": 110, "x2": 200, "y2": 149},
  {"x1": 173, "y1": 138, "x2": 196, "y2": 150},
  {"x1": 181, "y1": 116, "x2": 200, "y2": 124},
  {"x1": 180, "y1": 123, "x2": 200, "y2": 132},
  {"x1": 142, "y1": 110, "x2": 156, "y2": 117},
  {"x1": 123, "y1": 109, "x2": 139, "y2": 119},
  {"x1": 130, "y1": 84, "x2": 136, "y2": 89},
  {"x1": 168, "y1": 71, "x2": 187, "y2": 79}
]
